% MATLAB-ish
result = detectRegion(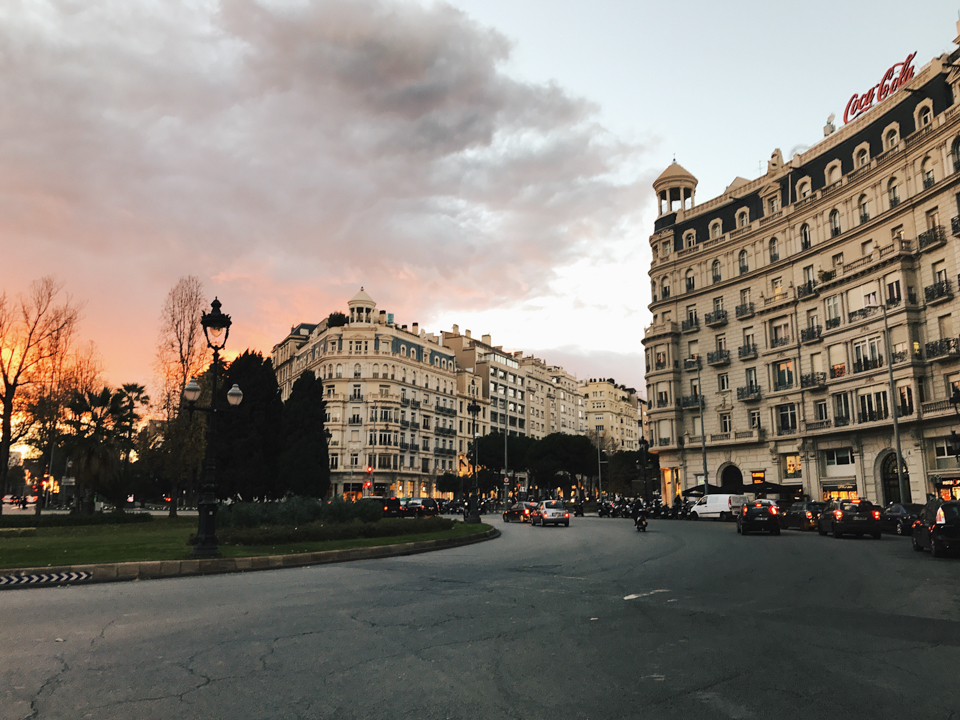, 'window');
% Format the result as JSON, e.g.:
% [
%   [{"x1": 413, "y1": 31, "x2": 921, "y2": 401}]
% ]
[
  {"x1": 775, "y1": 360, "x2": 794, "y2": 390},
  {"x1": 772, "y1": 277, "x2": 783, "y2": 297},
  {"x1": 772, "y1": 319, "x2": 790, "y2": 344},
  {"x1": 777, "y1": 404, "x2": 797, "y2": 432},
  {"x1": 711, "y1": 222, "x2": 722, "y2": 238},
  {"x1": 832, "y1": 253, "x2": 844, "y2": 267},
  {"x1": 935, "y1": 438, "x2": 959, "y2": 468},
  {"x1": 825, "y1": 448, "x2": 854, "y2": 466},
  {"x1": 686, "y1": 305, "x2": 698, "y2": 323},
  {"x1": 834, "y1": 393, "x2": 850, "y2": 421},
  {"x1": 815, "y1": 401, "x2": 828, "y2": 420},
  {"x1": 750, "y1": 410, "x2": 761, "y2": 429},
  {"x1": 859, "y1": 194, "x2": 870, "y2": 222},
  {"x1": 785, "y1": 455, "x2": 802, "y2": 477},
  {"x1": 738, "y1": 211, "x2": 748, "y2": 228},
  {"x1": 934, "y1": 260, "x2": 947, "y2": 285},
  {"x1": 888, "y1": 178, "x2": 900, "y2": 207},
  {"x1": 886, "y1": 129, "x2": 899, "y2": 150},
  {"x1": 713, "y1": 297, "x2": 724, "y2": 312},
  {"x1": 712, "y1": 260, "x2": 721, "y2": 282},
  {"x1": 856, "y1": 148, "x2": 868, "y2": 167},
  {"x1": 745, "y1": 367, "x2": 758, "y2": 387},
  {"x1": 798, "y1": 181, "x2": 811, "y2": 199},
  {"x1": 769, "y1": 238, "x2": 779, "y2": 262},
  {"x1": 738, "y1": 250, "x2": 749, "y2": 273},
  {"x1": 829, "y1": 209, "x2": 841, "y2": 237},
  {"x1": 686, "y1": 269, "x2": 696, "y2": 292},
  {"x1": 685, "y1": 232, "x2": 696, "y2": 248},
  {"x1": 330, "y1": 454, "x2": 339, "y2": 469},
  {"x1": 718, "y1": 373, "x2": 729, "y2": 391},
  {"x1": 720, "y1": 413, "x2": 732, "y2": 433},
  {"x1": 897, "y1": 381, "x2": 914, "y2": 416},
  {"x1": 918, "y1": 106, "x2": 932, "y2": 128},
  {"x1": 825, "y1": 295, "x2": 840, "y2": 322}
]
